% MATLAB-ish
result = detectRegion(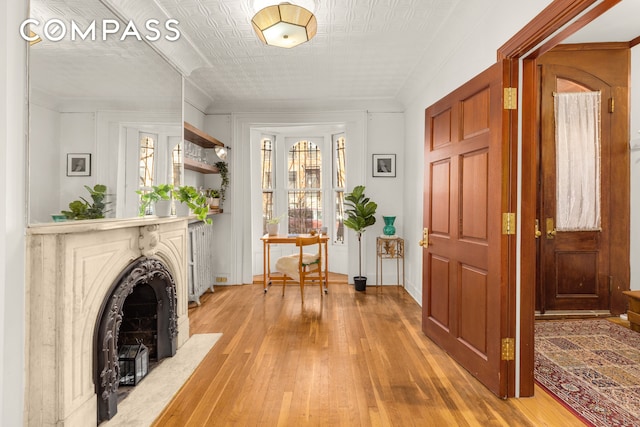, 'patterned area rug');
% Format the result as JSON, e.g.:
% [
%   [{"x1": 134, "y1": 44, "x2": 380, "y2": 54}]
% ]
[{"x1": 535, "y1": 319, "x2": 640, "y2": 427}]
